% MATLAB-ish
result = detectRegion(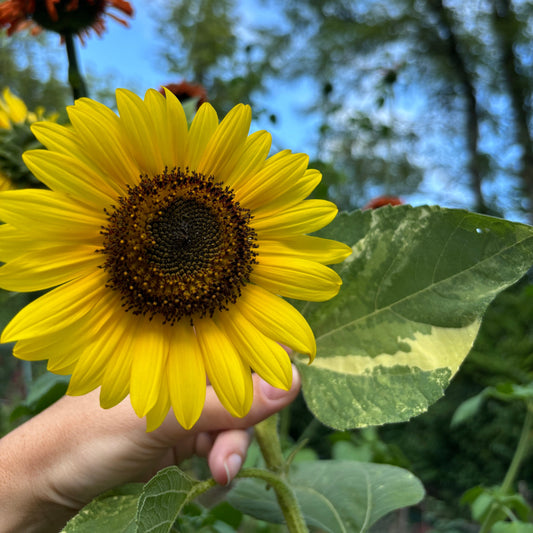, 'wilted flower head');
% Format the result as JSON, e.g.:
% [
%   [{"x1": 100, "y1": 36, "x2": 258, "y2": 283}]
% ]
[
  {"x1": 160, "y1": 81, "x2": 208, "y2": 110},
  {"x1": 363, "y1": 195, "x2": 403, "y2": 210},
  {"x1": 0, "y1": 0, "x2": 133, "y2": 41}
]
